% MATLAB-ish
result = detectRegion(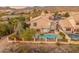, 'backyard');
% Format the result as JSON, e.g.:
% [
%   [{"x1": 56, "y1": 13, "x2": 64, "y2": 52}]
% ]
[{"x1": 0, "y1": 6, "x2": 79, "y2": 53}]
